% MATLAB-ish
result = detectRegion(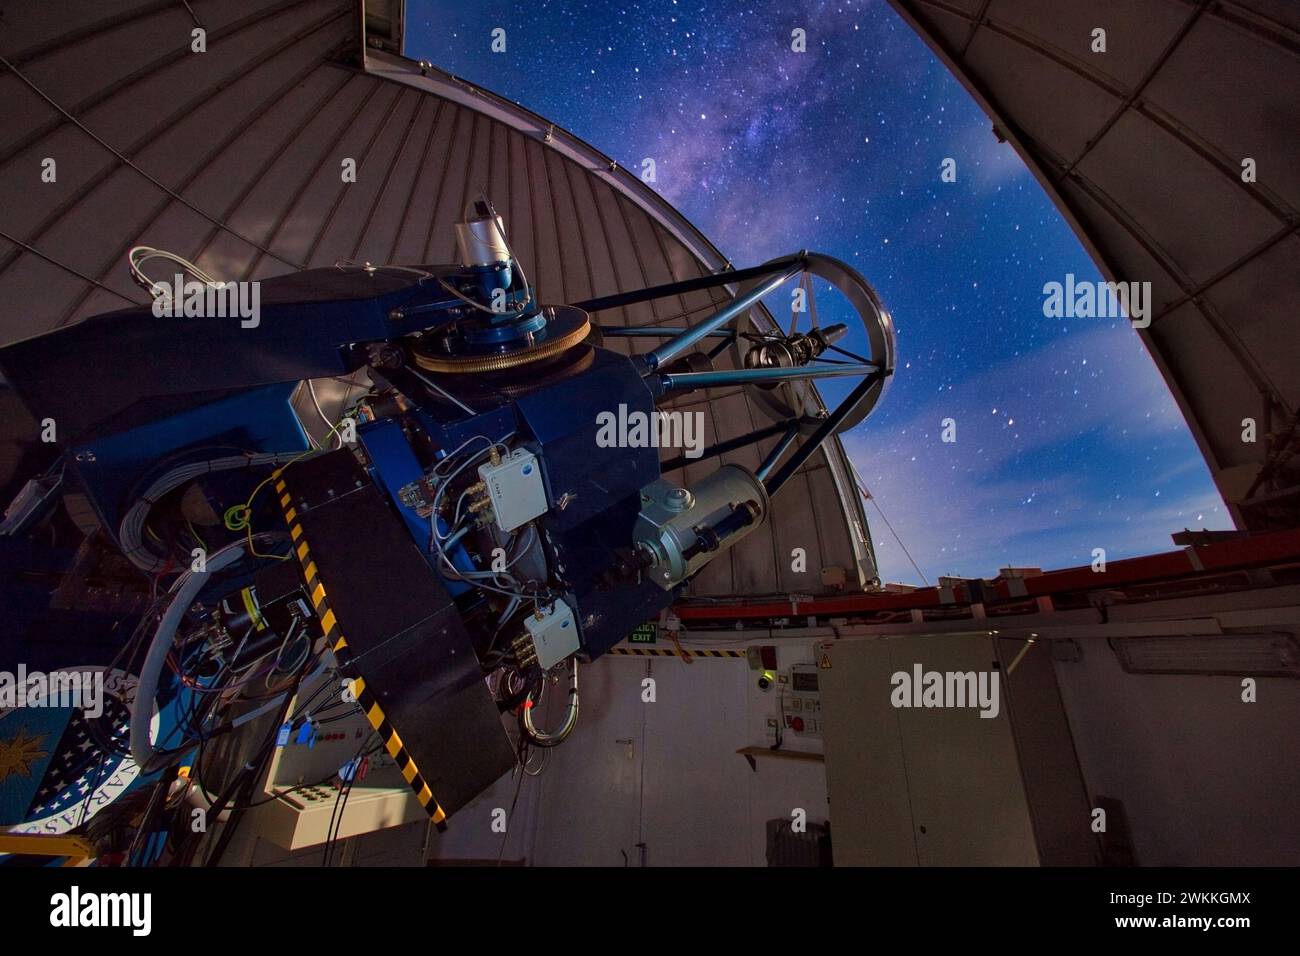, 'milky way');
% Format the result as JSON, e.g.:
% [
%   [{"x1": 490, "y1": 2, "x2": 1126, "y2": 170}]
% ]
[{"x1": 409, "y1": 0, "x2": 1228, "y2": 584}]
